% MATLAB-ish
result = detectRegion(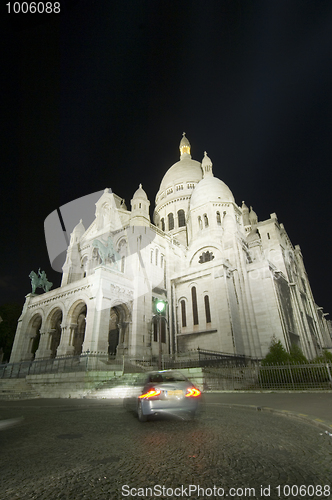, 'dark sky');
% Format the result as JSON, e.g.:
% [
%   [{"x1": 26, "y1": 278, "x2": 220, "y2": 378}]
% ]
[{"x1": 1, "y1": 0, "x2": 332, "y2": 316}]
